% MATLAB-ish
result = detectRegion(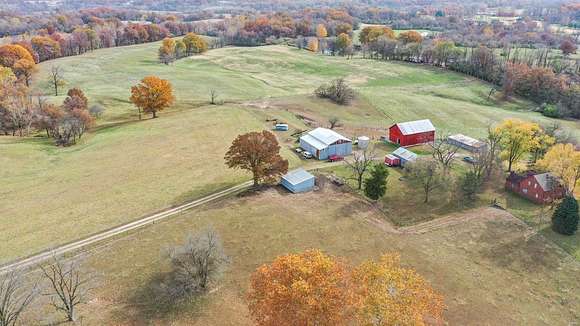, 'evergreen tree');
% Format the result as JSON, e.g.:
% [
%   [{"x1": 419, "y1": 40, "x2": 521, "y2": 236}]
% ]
[
  {"x1": 460, "y1": 171, "x2": 481, "y2": 201},
  {"x1": 364, "y1": 163, "x2": 389, "y2": 200},
  {"x1": 552, "y1": 196, "x2": 579, "y2": 236}
]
